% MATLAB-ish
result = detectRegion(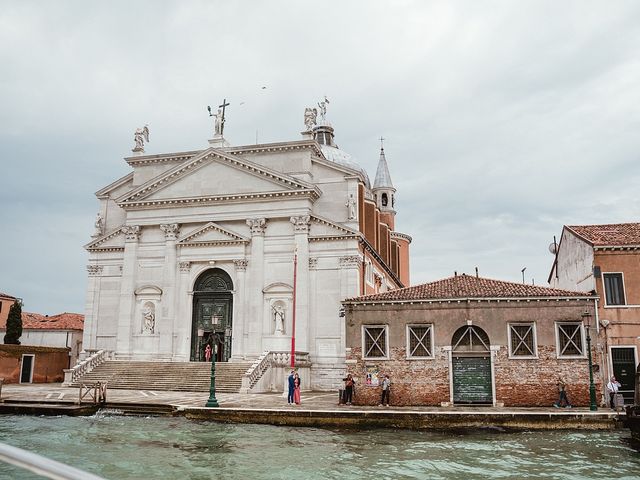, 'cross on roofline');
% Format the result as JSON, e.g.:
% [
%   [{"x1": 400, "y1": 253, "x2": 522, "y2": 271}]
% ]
[{"x1": 219, "y1": 98, "x2": 230, "y2": 136}]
